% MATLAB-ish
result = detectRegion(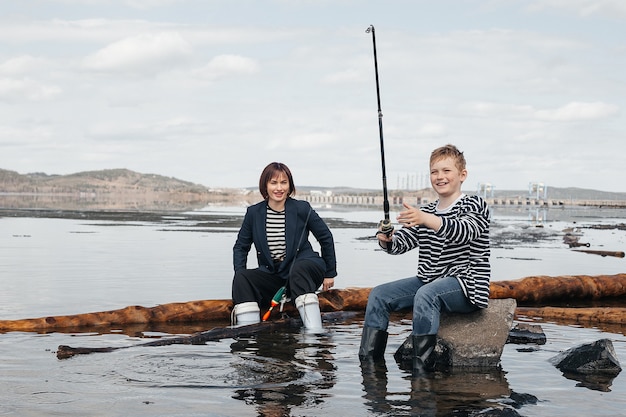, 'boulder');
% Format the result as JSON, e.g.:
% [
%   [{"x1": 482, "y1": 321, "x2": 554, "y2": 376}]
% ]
[
  {"x1": 395, "y1": 298, "x2": 516, "y2": 369},
  {"x1": 548, "y1": 338, "x2": 622, "y2": 392},
  {"x1": 549, "y1": 338, "x2": 622, "y2": 376}
]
